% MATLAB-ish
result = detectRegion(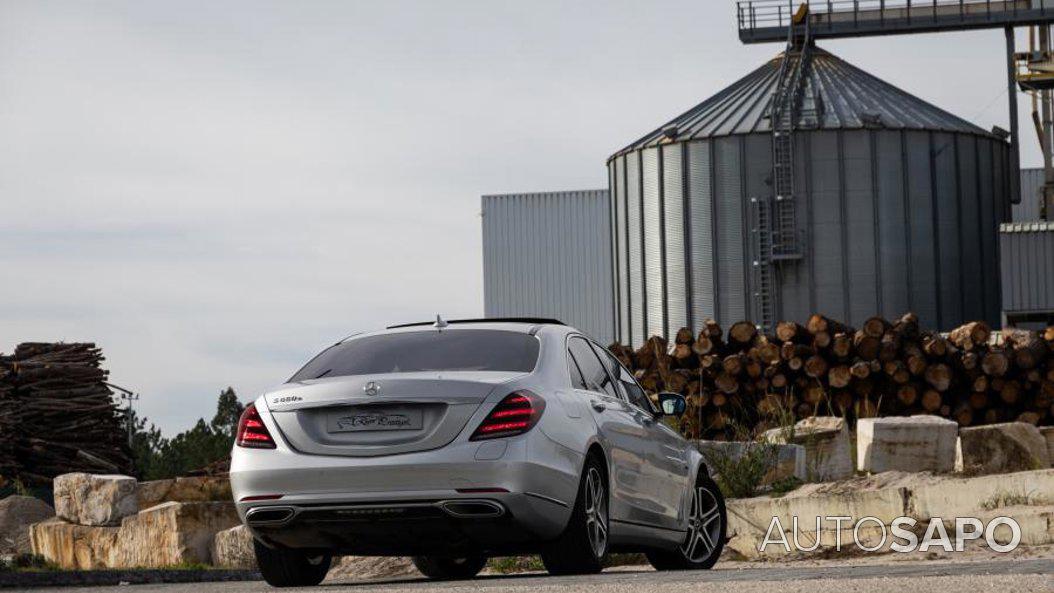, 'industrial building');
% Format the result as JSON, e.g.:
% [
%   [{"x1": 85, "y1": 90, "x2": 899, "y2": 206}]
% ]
[
  {"x1": 1002, "y1": 169, "x2": 1054, "y2": 328},
  {"x1": 482, "y1": 3, "x2": 1054, "y2": 347},
  {"x1": 481, "y1": 190, "x2": 615, "y2": 343}
]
